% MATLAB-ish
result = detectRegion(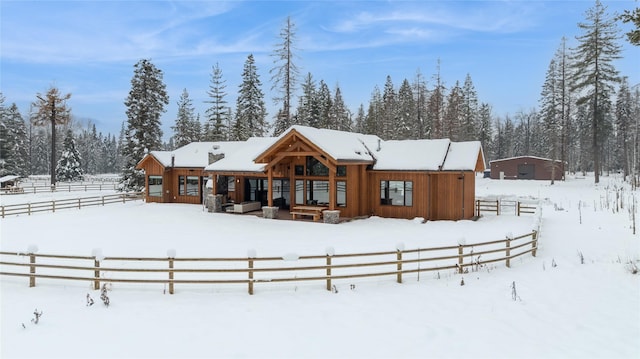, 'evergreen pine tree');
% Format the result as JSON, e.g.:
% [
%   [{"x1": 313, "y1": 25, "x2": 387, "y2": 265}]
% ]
[
  {"x1": 381, "y1": 75, "x2": 396, "y2": 140},
  {"x1": 234, "y1": 54, "x2": 268, "y2": 141},
  {"x1": 412, "y1": 70, "x2": 428, "y2": 139},
  {"x1": 540, "y1": 57, "x2": 562, "y2": 183},
  {"x1": 331, "y1": 85, "x2": 351, "y2": 132},
  {"x1": 396, "y1": 79, "x2": 416, "y2": 140},
  {"x1": 617, "y1": 6, "x2": 640, "y2": 45},
  {"x1": 56, "y1": 129, "x2": 83, "y2": 182},
  {"x1": 270, "y1": 16, "x2": 300, "y2": 136},
  {"x1": 427, "y1": 60, "x2": 446, "y2": 139},
  {"x1": 477, "y1": 103, "x2": 493, "y2": 162},
  {"x1": 121, "y1": 59, "x2": 169, "y2": 191},
  {"x1": 316, "y1": 80, "x2": 333, "y2": 129},
  {"x1": 295, "y1": 72, "x2": 318, "y2": 127},
  {"x1": 172, "y1": 89, "x2": 199, "y2": 148},
  {"x1": 204, "y1": 63, "x2": 229, "y2": 141},
  {"x1": 615, "y1": 77, "x2": 633, "y2": 178},
  {"x1": 353, "y1": 104, "x2": 367, "y2": 134},
  {"x1": 364, "y1": 86, "x2": 383, "y2": 136},
  {"x1": 0, "y1": 101, "x2": 30, "y2": 177},
  {"x1": 443, "y1": 81, "x2": 463, "y2": 141},
  {"x1": 571, "y1": 0, "x2": 622, "y2": 183},
  {"x1": 460, "y1": 74, "x2": 479, "y2": 141}
]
